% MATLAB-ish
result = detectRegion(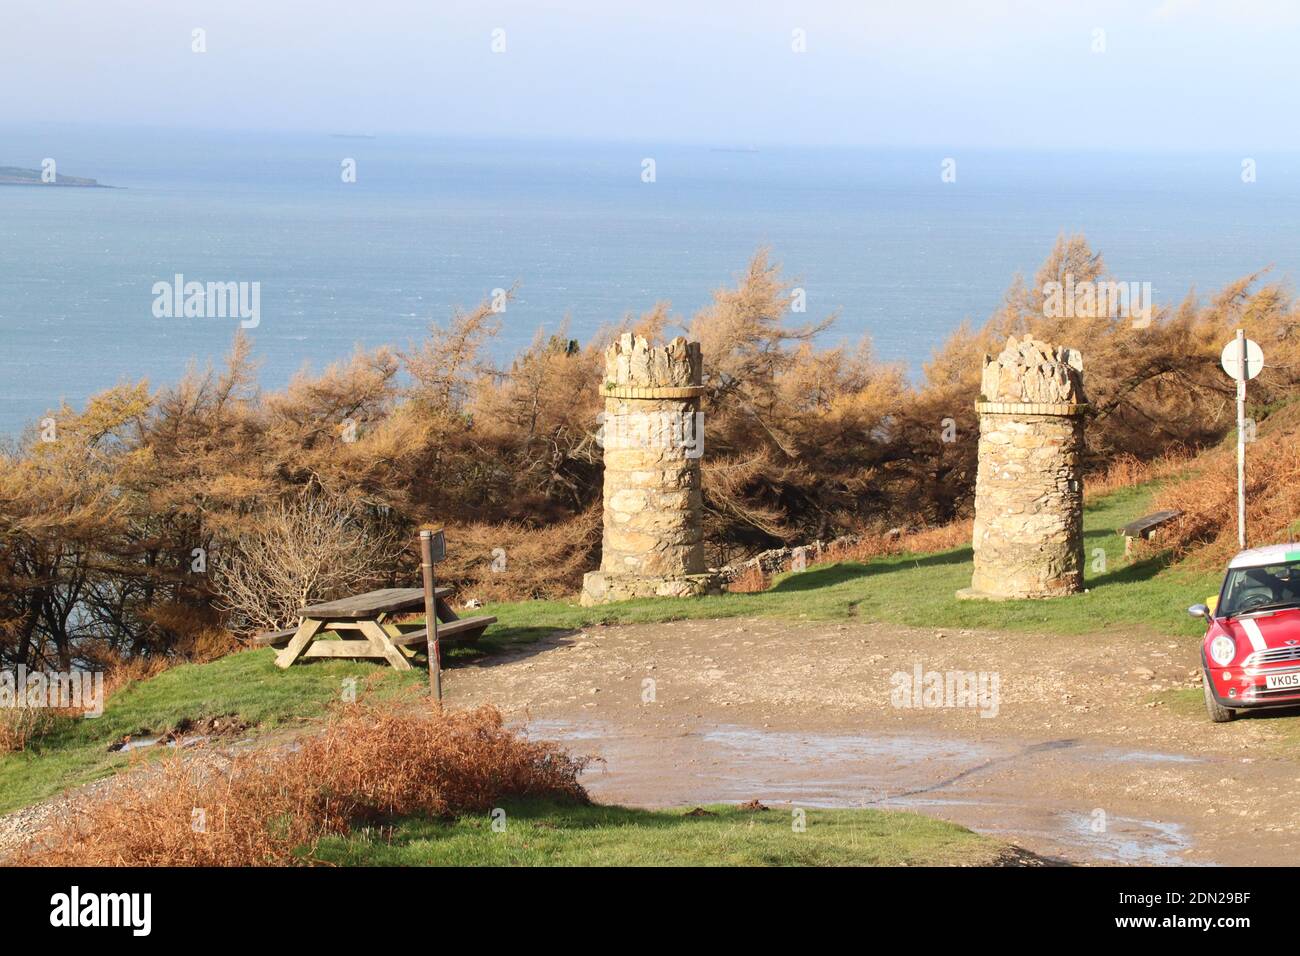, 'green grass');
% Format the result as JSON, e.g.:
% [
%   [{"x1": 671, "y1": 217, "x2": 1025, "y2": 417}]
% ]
[
  {"x1": 0, "y1": 650, "x2": 421, "y2": 813},
  {"x1": 475, "y1": 481, "x2": 1220, "y2": 652},
  {"x1": 309, "y1": 798, "x2": 1004, "y2": 866},
  {"x1": 1157, "y1": 688, "x2": 1206, "y2": 720}
]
